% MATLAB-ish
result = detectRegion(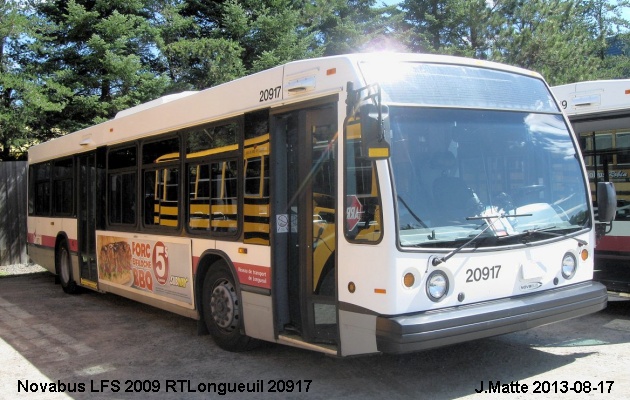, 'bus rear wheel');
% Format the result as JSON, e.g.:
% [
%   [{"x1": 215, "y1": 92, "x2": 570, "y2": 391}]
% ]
[
  {"x1": 57, "y1": 240, "x2": 78, "y2": 294},
  {"x1": 202, "y1": 261, "x2": 256, "y2": 351}
]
